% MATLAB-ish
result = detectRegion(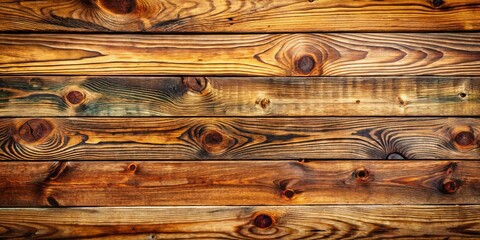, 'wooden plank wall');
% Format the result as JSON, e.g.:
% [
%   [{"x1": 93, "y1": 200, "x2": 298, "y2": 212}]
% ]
[{"x1": 0, "y1": 0, "x2": 479, "y2": 239}]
